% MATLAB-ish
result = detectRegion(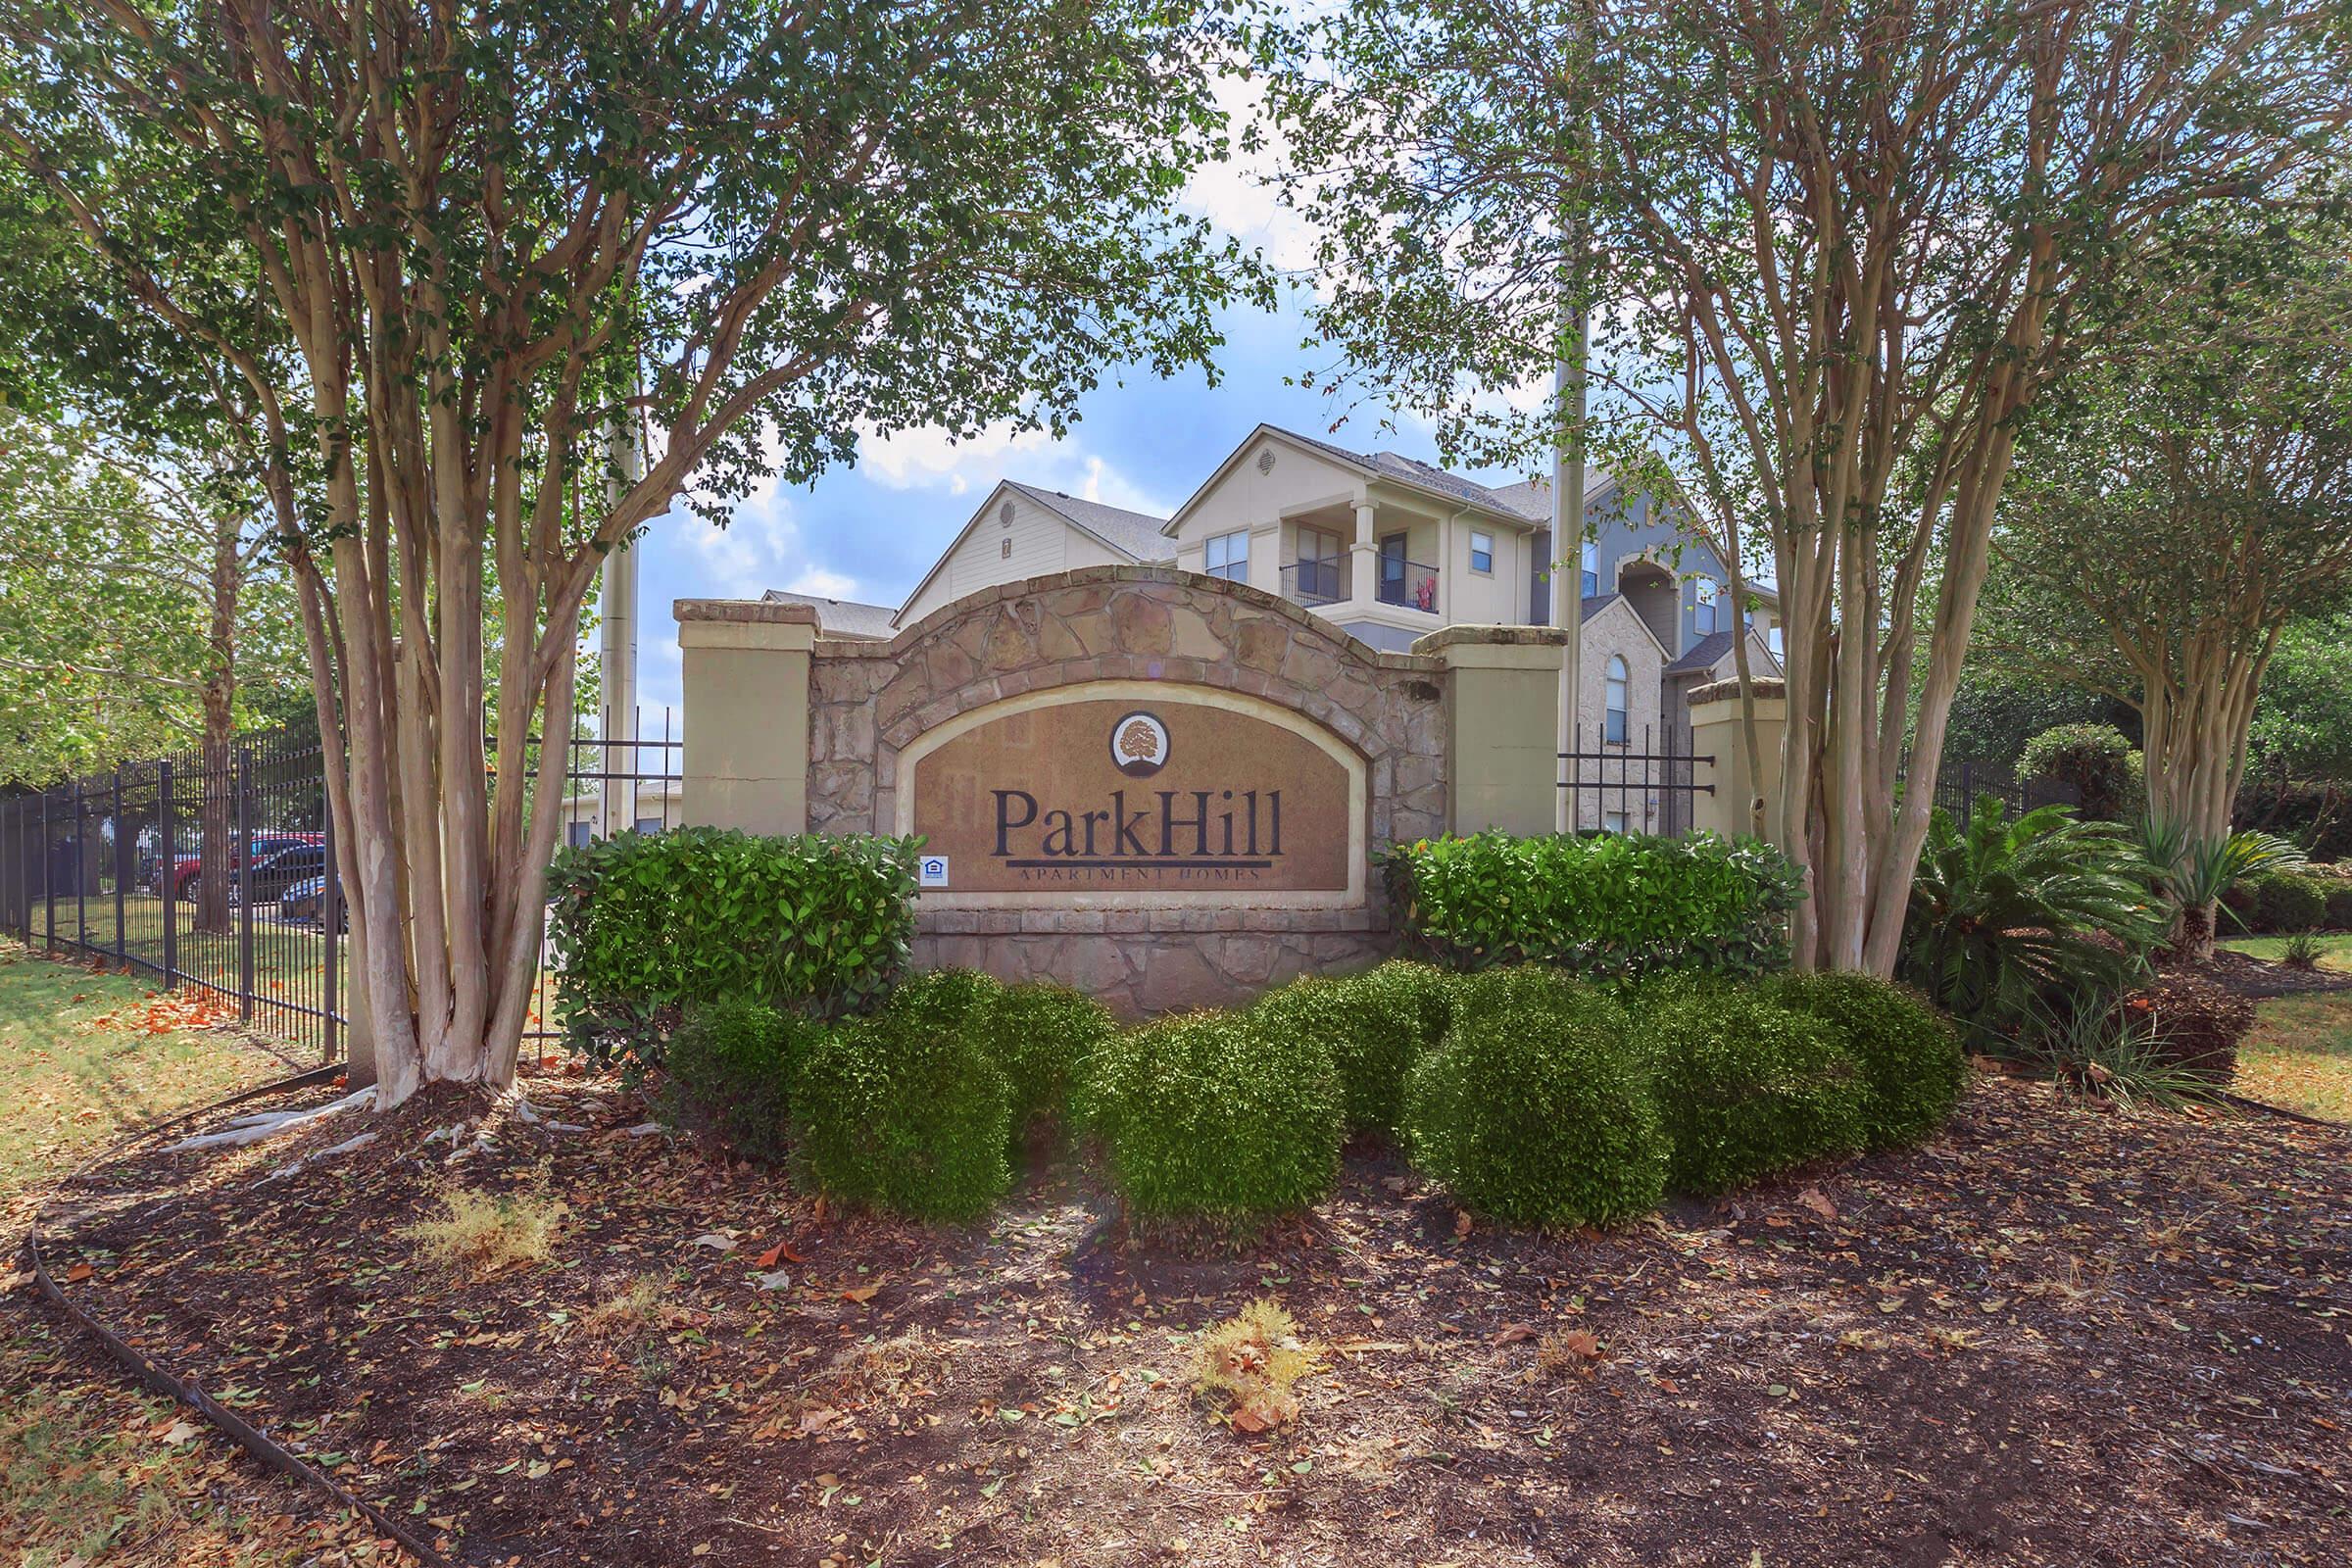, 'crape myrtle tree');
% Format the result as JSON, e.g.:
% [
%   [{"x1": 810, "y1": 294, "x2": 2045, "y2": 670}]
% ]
[
  {"x1": 0, "y1": 0, "x2": 1264, "y2": 1106},
  {"x1": 1981, "y1": 215, "x2": 2352, "y2": 950},
  {"x1": 1258, "y1": 0, "x2": 2352, "y2": 972}
]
